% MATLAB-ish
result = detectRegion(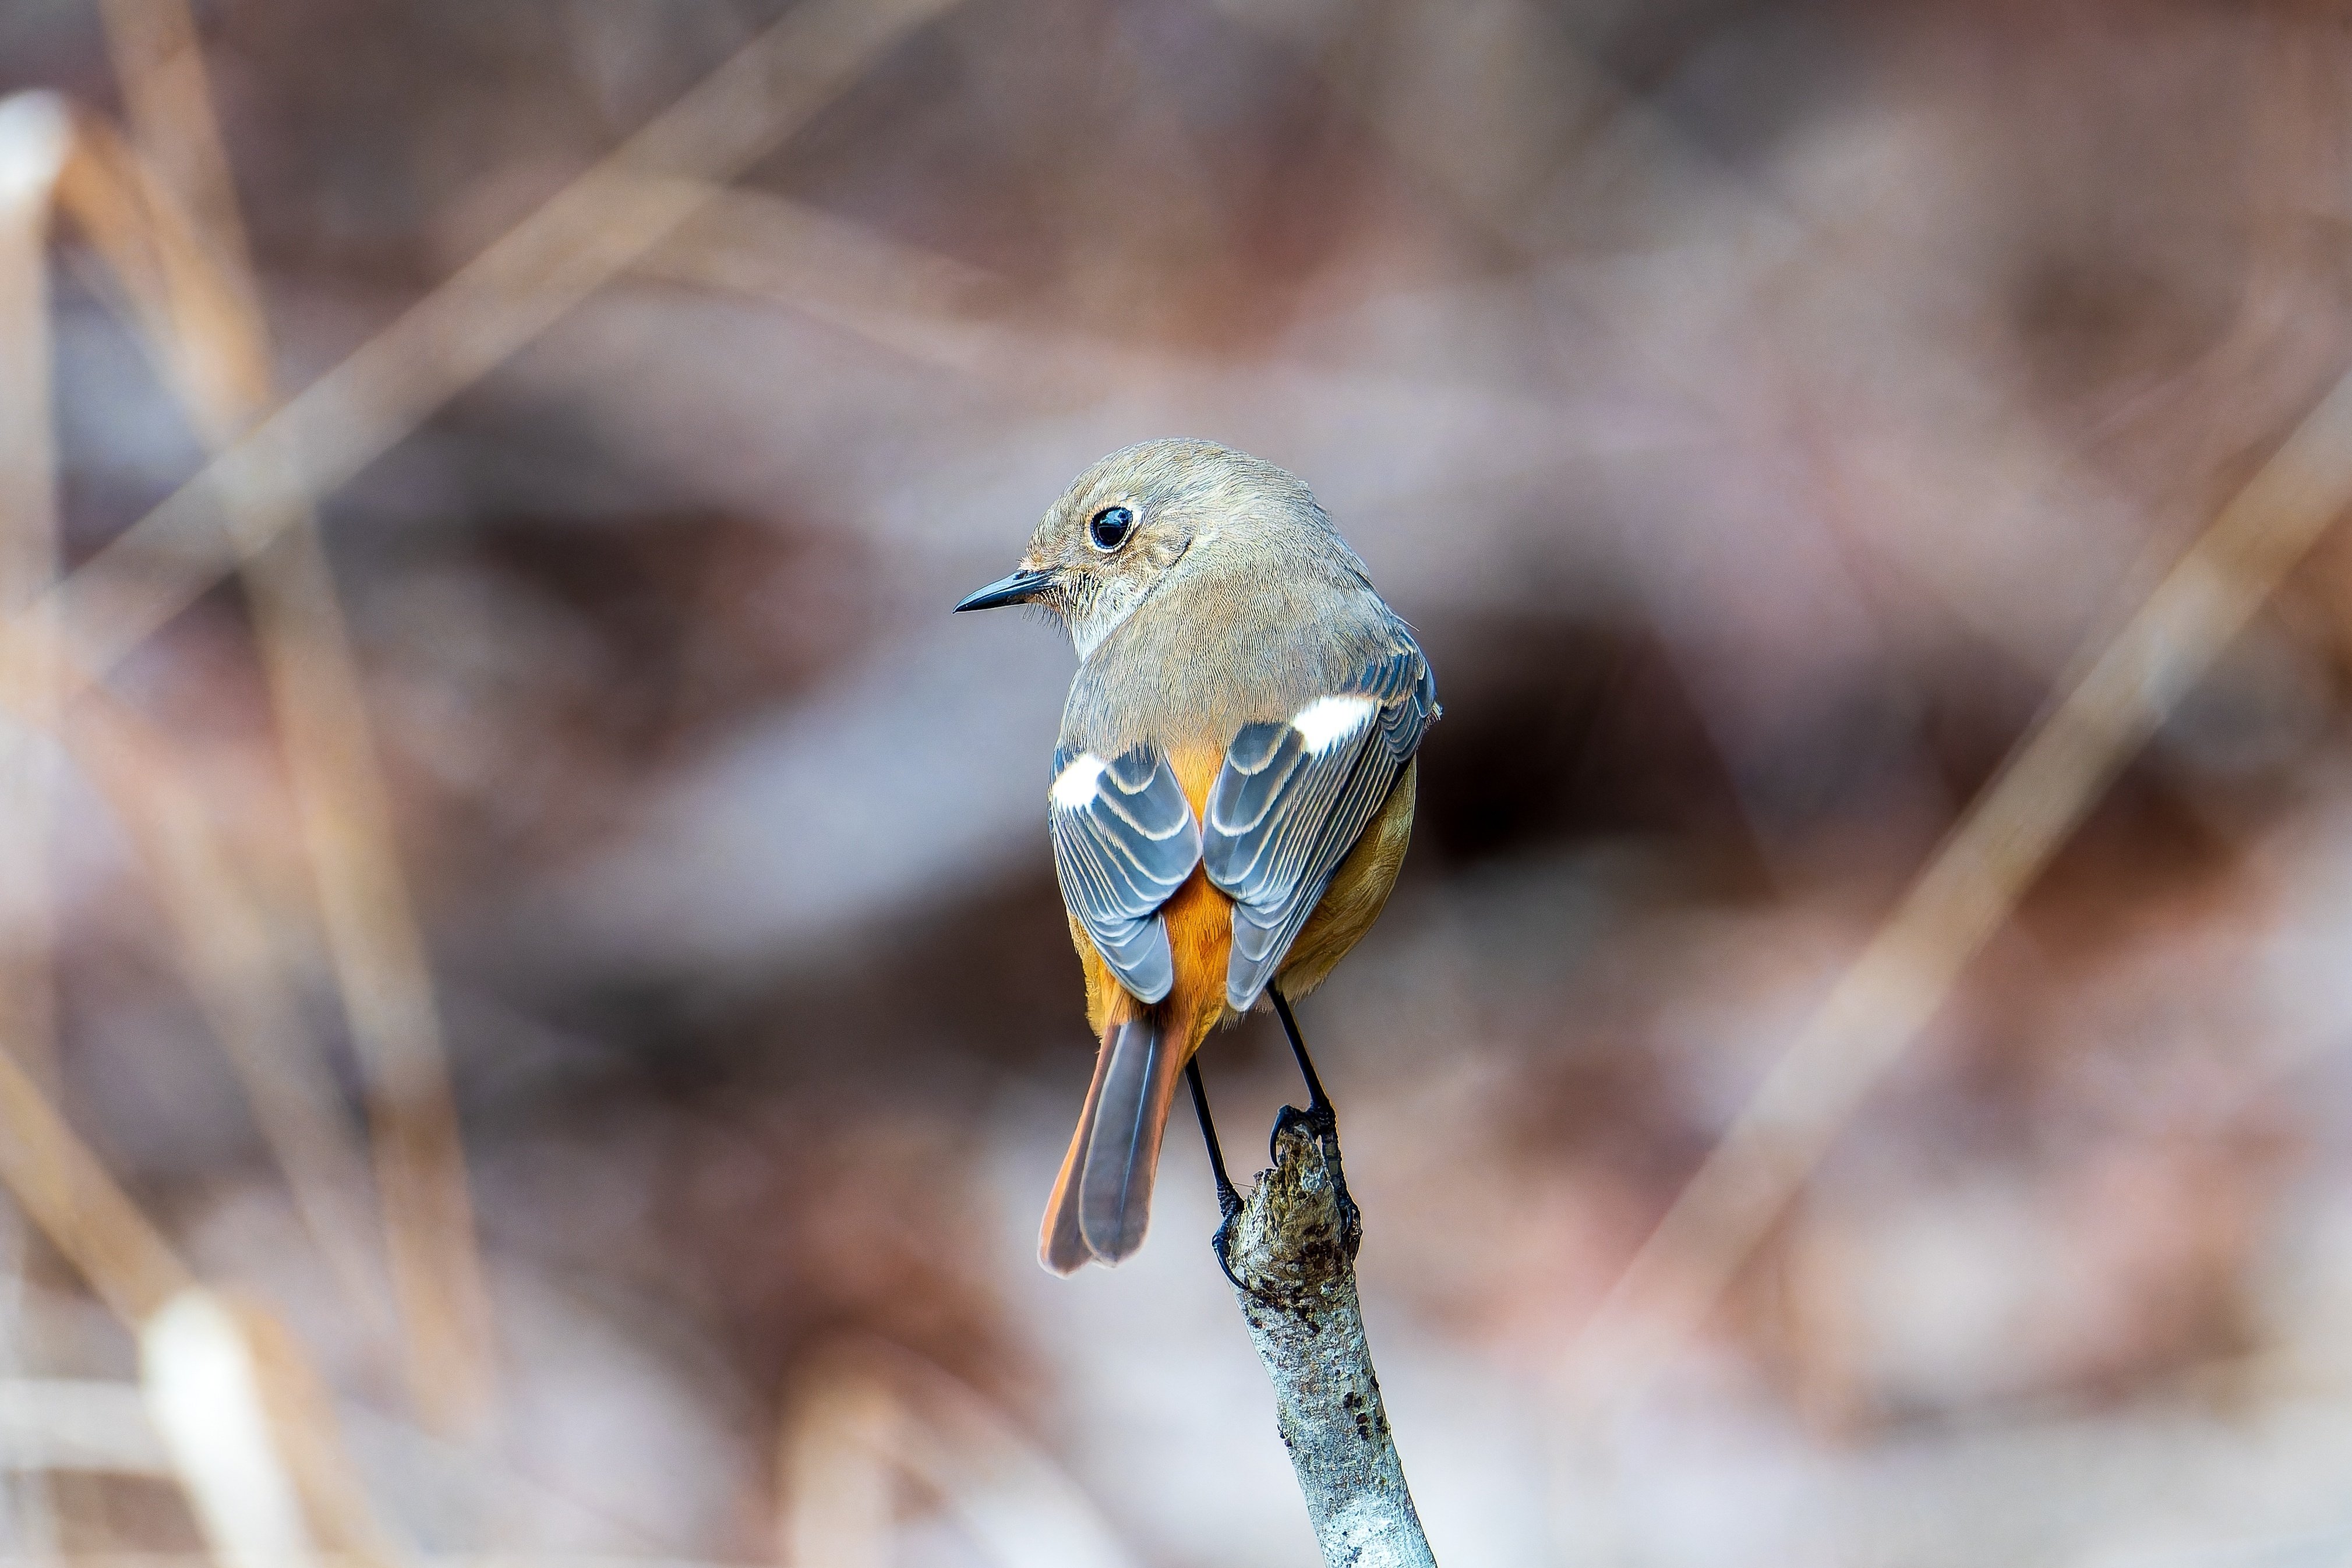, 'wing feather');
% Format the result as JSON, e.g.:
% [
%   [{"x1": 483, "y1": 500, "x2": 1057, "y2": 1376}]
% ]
[
  {"x1": 1049, "y1": 744, "x2": 1201, "y2": 1002},
  {"x1": 1203, "y1": 639, "x2": 1437, "y2": 1009}
]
